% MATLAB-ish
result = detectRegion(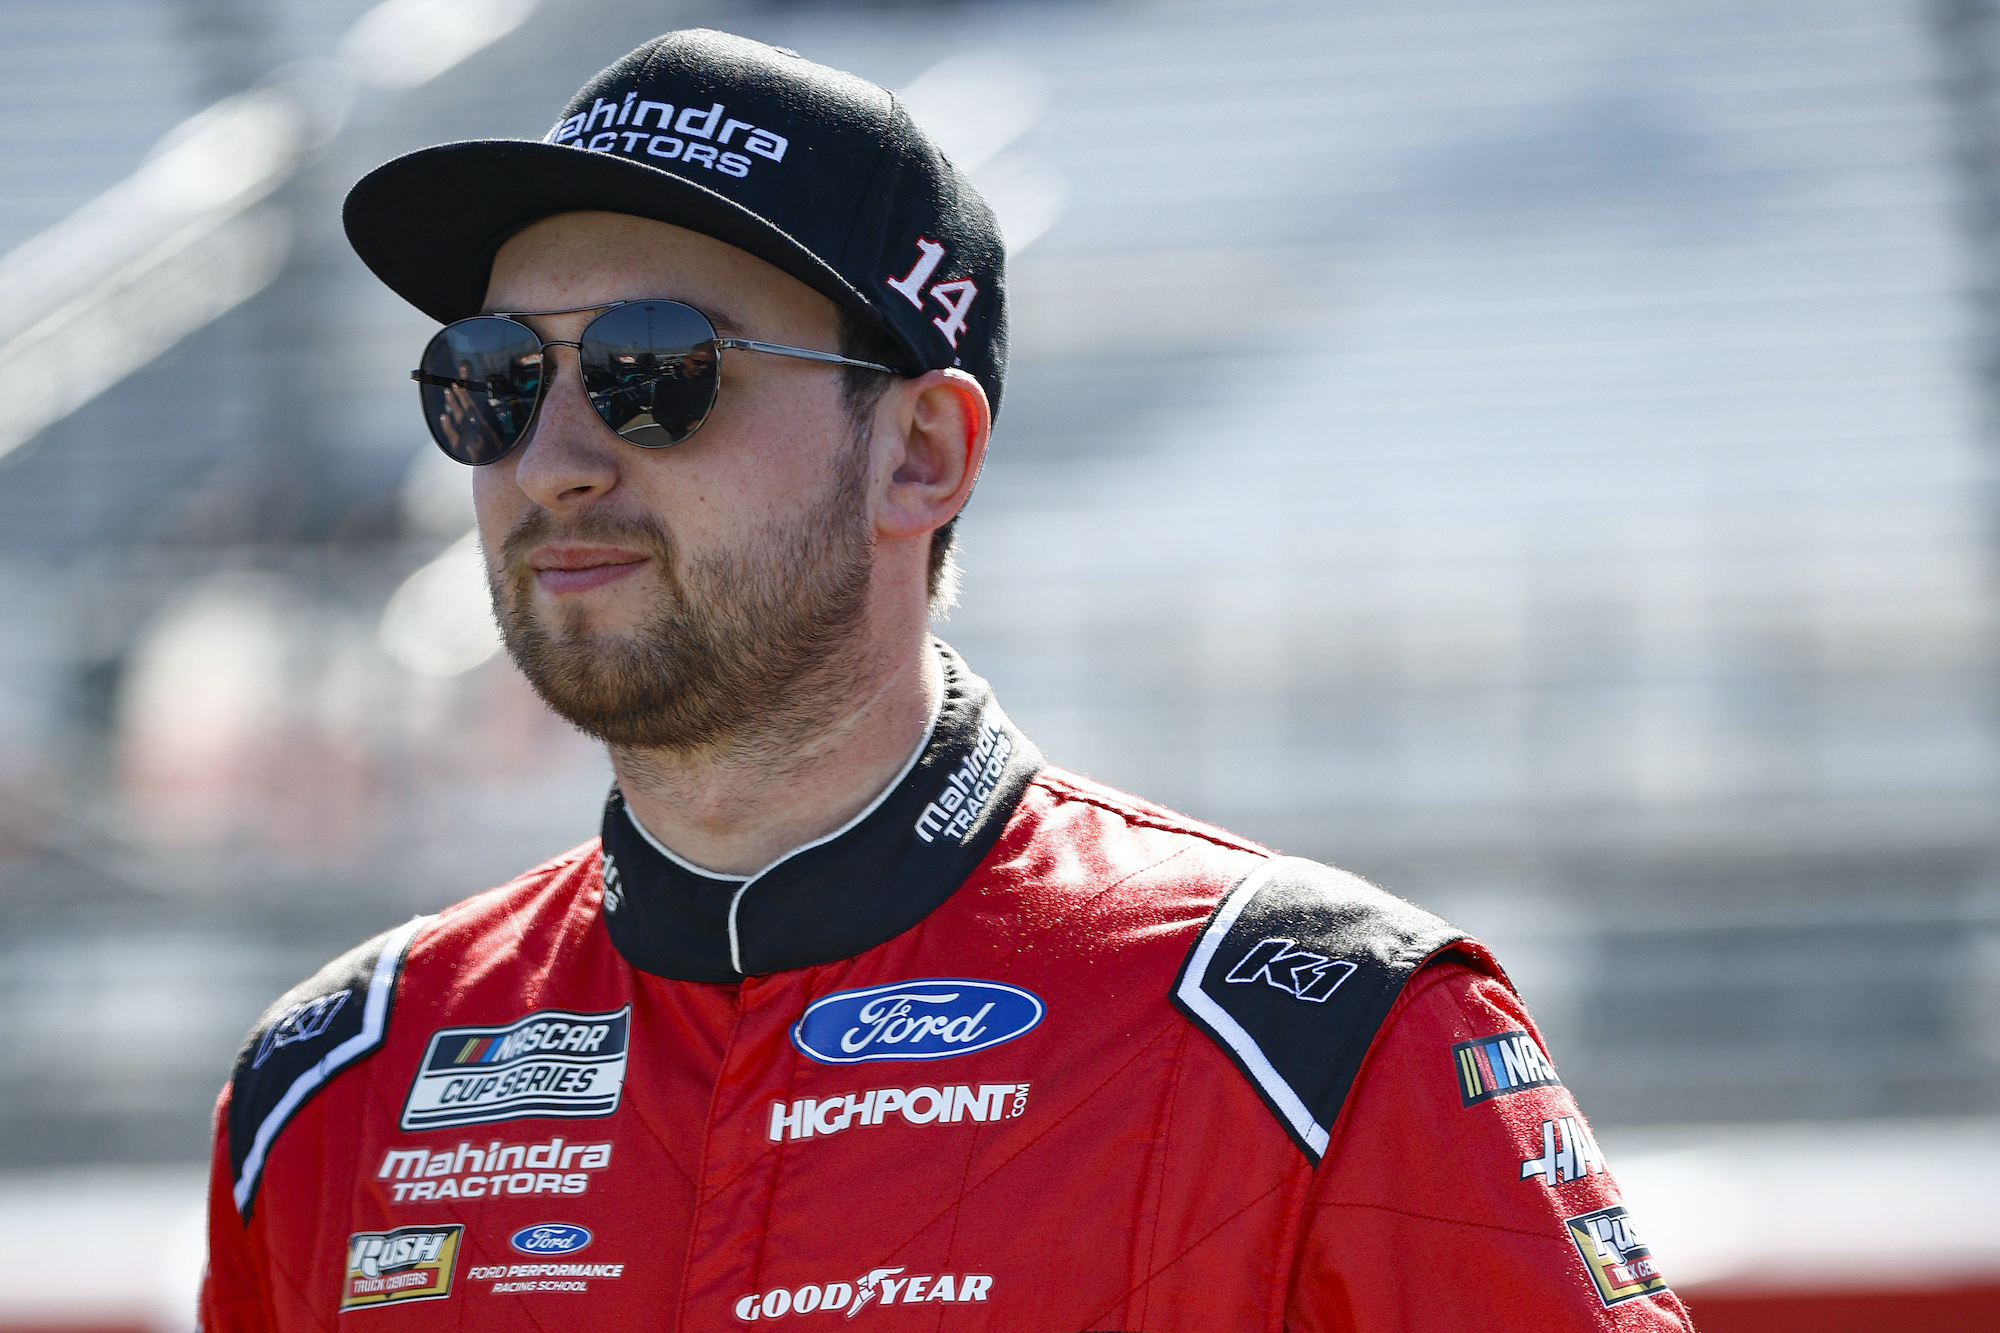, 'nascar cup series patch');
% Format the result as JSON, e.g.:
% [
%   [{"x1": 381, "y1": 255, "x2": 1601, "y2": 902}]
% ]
[
  {"x1": 400, "y1": 1007, "x2": 630, "y2": 1131},
  {"x1": 340, "y1": 1224, "x2": 463, "y2": 1310}
]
